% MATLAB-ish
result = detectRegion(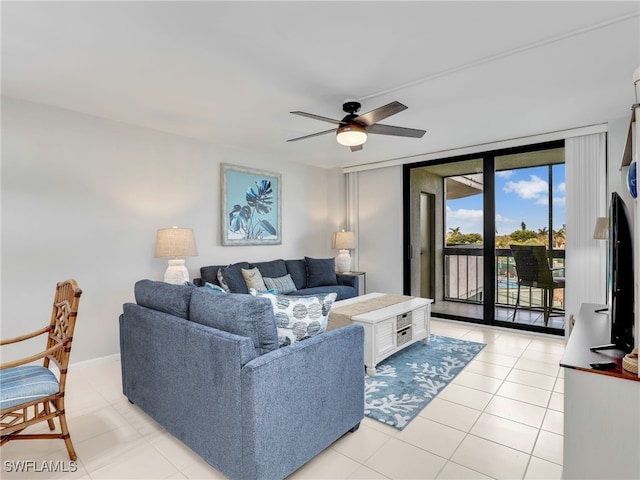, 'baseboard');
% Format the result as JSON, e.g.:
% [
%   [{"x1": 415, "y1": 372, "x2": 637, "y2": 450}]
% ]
[{"x1": 69, "y1": 353, "x2": 120, "y2": 370}]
